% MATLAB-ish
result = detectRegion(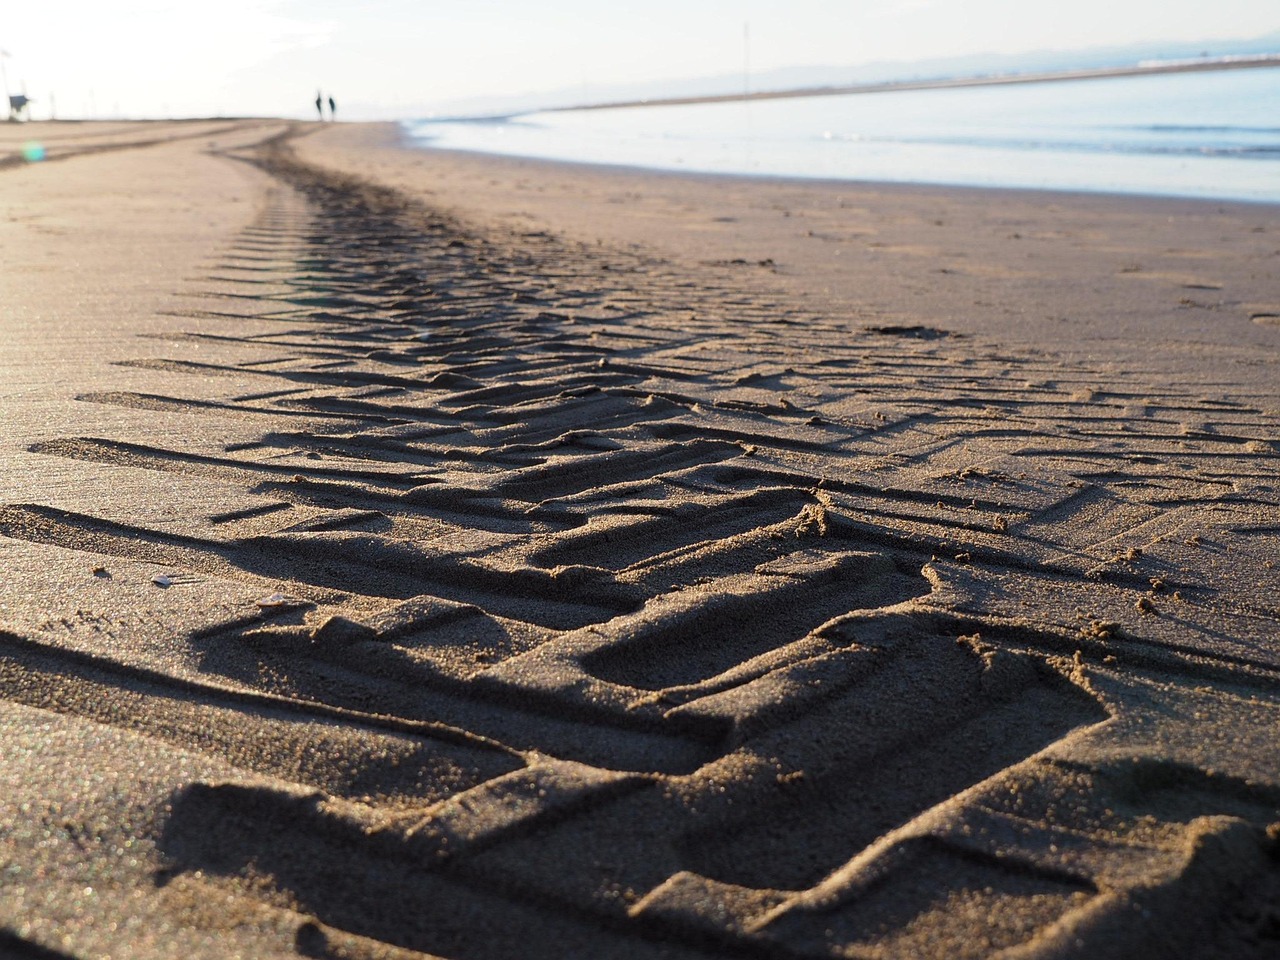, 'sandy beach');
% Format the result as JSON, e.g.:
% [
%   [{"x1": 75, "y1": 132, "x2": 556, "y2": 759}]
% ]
[{"x1": 1, "y1": 119, "x2": 1278, "y2": 959}]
